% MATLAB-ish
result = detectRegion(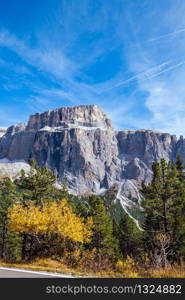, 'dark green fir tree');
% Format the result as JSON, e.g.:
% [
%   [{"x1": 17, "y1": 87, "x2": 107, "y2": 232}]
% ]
[
  {"x1": 15, "y1": 158, "x2": 56, "y2": 206},
  {"x1": 0, "y1": 177, "x2": 21, "y2": 261},
  {"x1": 88, "y1": 195, "x2": 119, "y2": 268},
  {"x1": 141, "y1": 158, "x2": 185, "y2": 267}
]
